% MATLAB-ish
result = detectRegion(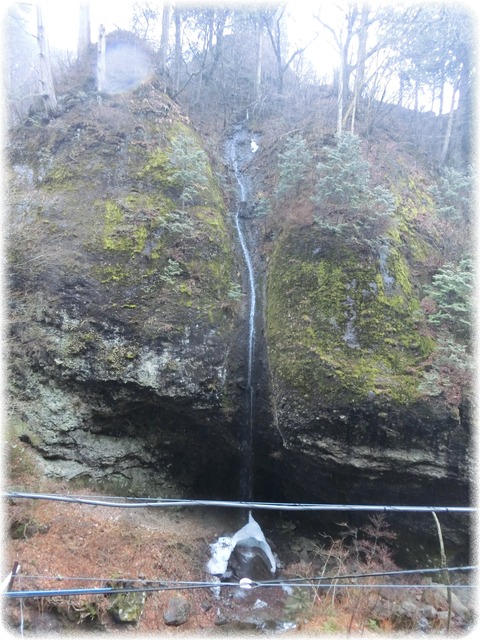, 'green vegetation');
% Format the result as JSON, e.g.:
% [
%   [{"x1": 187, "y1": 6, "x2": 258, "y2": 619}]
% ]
[
  {"x1": 267, "y1": 229, "x2": 432, "y2": 404},
  {"x1": 312, "y1": 133, "x2": 396, "y2": 251},
  {"x1": 169, "y1": 131, "x2": 210, "y2": 210},
  {"x1": 429, "y1": 167, "x2": 471, "y2": 223},
  {"x1": 86, "y1": 112, "x2": 237, "y2": 327},
  {"x1": 275, "y1": 133, "x2": 312, "y2": 200},
  {"x1": 424, "y1": 258, "x2": 472, "y2": 340},
  {"x1": 419, "y1": 257, "x2": 473, "y2": 405}
]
